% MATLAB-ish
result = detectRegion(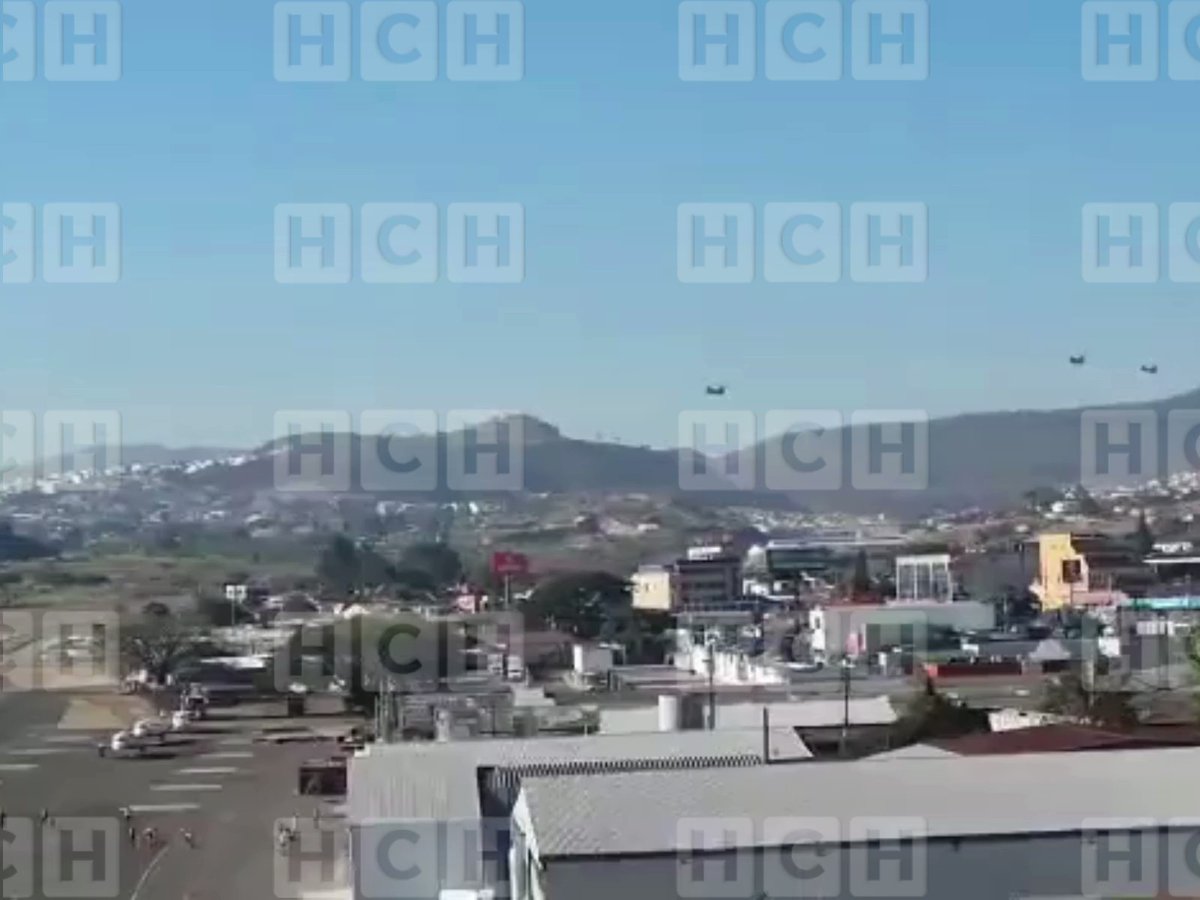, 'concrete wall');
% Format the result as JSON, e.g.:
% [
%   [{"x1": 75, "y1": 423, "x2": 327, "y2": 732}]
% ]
[
  {"x1": 811, "y1": 601, "x2": 996, "y2": 658},
  {"x1": 526, "y1": 829, "x2": 1200, "y2": 900}
]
